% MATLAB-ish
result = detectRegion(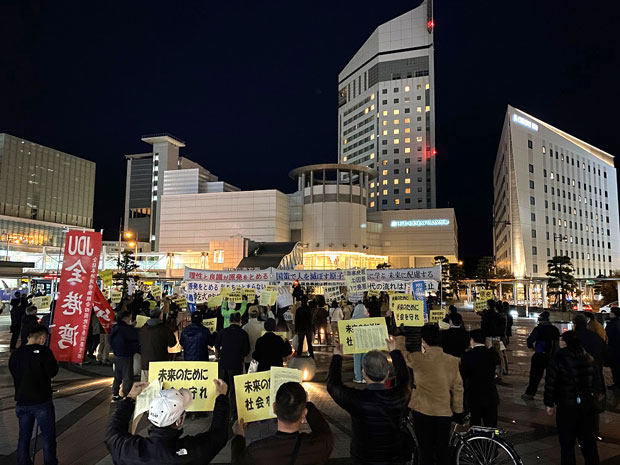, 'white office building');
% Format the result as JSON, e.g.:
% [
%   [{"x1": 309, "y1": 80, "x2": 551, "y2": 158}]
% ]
[
  {"x1": 338, "y1": 0, "x2": 436, "y2": 211},
  {"x1": 493, "y1": 105, "x2": 620, "y2": 283}
]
